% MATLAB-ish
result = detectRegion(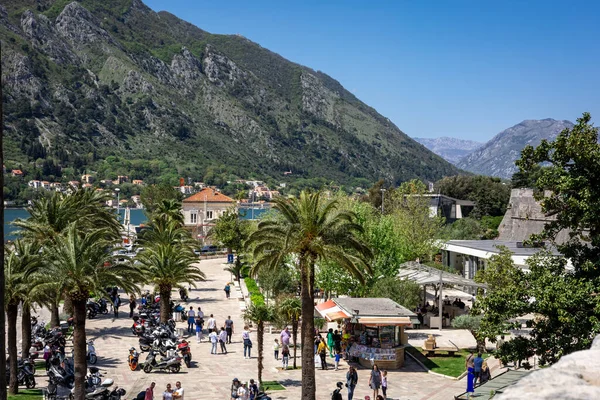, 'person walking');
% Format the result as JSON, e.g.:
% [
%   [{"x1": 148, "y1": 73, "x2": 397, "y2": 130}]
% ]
[
  {"x1": 242, "y1": 325, "x2": 252, "y2": 359},
  {"x1": 187, "y1": 307, "x2": 196, "y2": 334},
  {"x1": 219, "y1": 327, "x2": 228, "y2": 354},
  {"x1": 195, "y1": 316, "x2": 203, "y2": 343},
  {"x1": 473, "y1": 353, "x2": 484, "y2": 386},
  {"x1": 224, "y1": 283, "x2": 231, "y2": 299},
  {"x1": 369, "y1": 364, "x2": 382, "y2": 399},
  {"x1": 273, "y1": 338, "x2": 280, "y2": 360},
  {"x1": 326, "y1": 328, "x2": 335, "y2": 357},
  {"x1": 129, "y1": 295, "x2": 137, "y2": 318},
  {"x1": 173, "y1": 381, "x2": 184, "y2": 400},
  {"x1": 346, "y1": 365, "x2": 358, "y2": 400},
  {"x1": 248, "y1": 379, "x2": 258, "y2": 400},
  {"x1": 280, "y1": 326, "x2": 291, "y2": 346},
  {"x1": 317, "y1": 338, "x2": 329, "y2": 370},
  {"x1": 334, "y1": 348, "x2": 341, "y2": 370},
  {"x1": 381, "y1": 370, "x2": 388, "y2": 399},
  {"x1": 281, "y1": 344, "x2": 289, "y2": 370},
  {"x1": 162, "y1": 383, "x2": 174, "y2": 400},
  {"x1": 225, "y1": 316, "x2": 234, "y2": 344},
  {"x1": 113, "y1": 293, "x2": 120, "y2": 318},
  {"x1": 207, "y1": 314, "x2": 217, "y2": 333},
  {"x1": 332, "y1": 382, "x2": 343, "y2": 400},
  {"x1": 237, "y1": 382, "x2": 249, "y2": 400},
  {"x1": 144, "y1": 382, "x2": 156, "y2": 400},
  {"x1": 230, "y1": 378, "x2": 241, "y2": 399},
  {"x1": 209, "y1": 329, "x2": 219, "y2": 354},
  {"x1": 465, "y1": 351, "x2": 475, "y2": 398}
]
